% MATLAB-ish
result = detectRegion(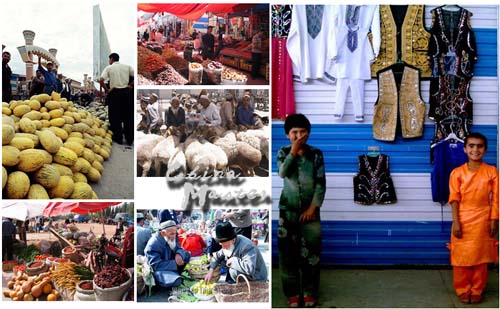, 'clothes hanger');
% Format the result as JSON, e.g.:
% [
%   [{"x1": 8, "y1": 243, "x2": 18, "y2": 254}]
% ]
[
  {"x1": 443, "y1": 131, "x2": 464, "y2": 143},
  {"x1": 367, "y1": 146, "x2": 380, "y2": 157},
  {"x1": 442, "y1": 5, "x2": 462, "y2": 12}
]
